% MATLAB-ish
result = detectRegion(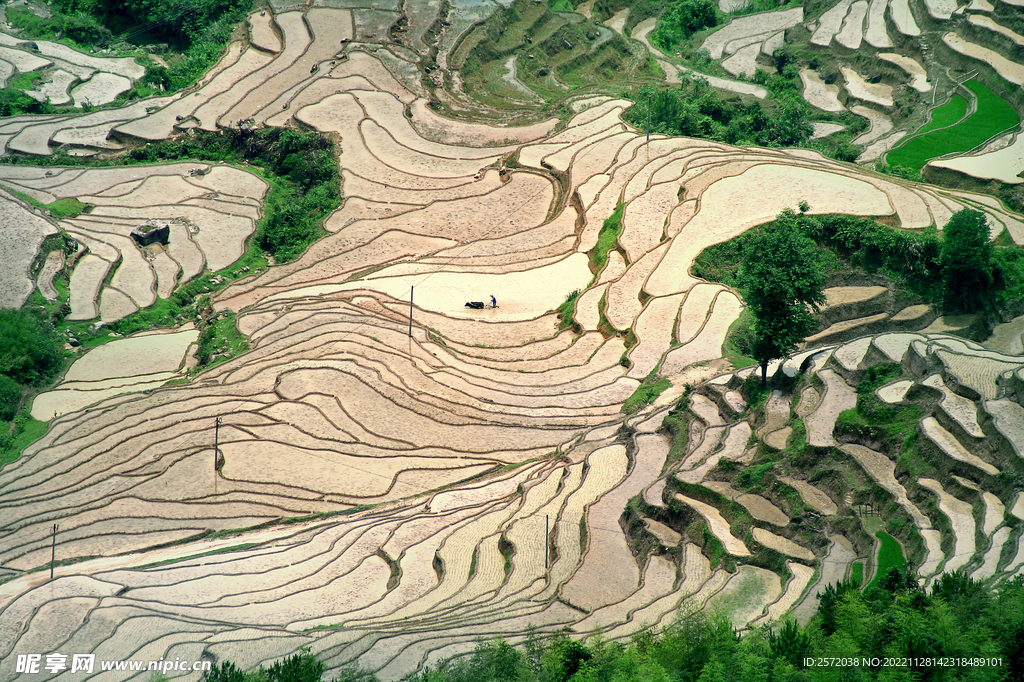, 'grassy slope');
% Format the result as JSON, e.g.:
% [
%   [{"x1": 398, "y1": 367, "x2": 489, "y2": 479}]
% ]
[{"x1": 867, "y1": 531, "x2": 906, "y2": 590}]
